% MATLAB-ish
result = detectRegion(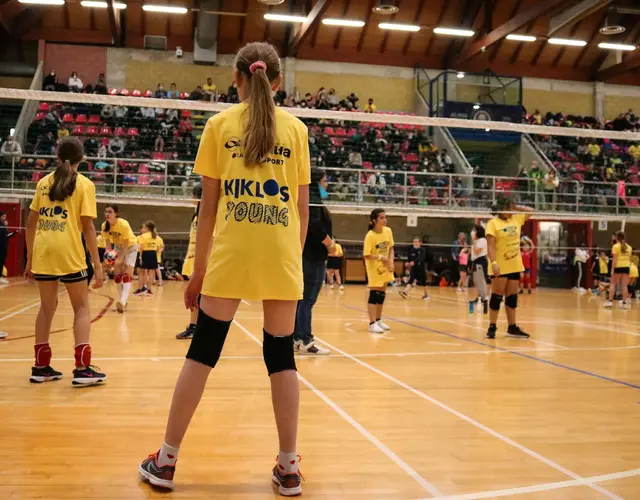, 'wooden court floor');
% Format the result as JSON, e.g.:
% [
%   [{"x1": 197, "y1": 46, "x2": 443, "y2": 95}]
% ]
[{"x1": 1, "y1": 279, "x2": 639, "y2": 499}]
